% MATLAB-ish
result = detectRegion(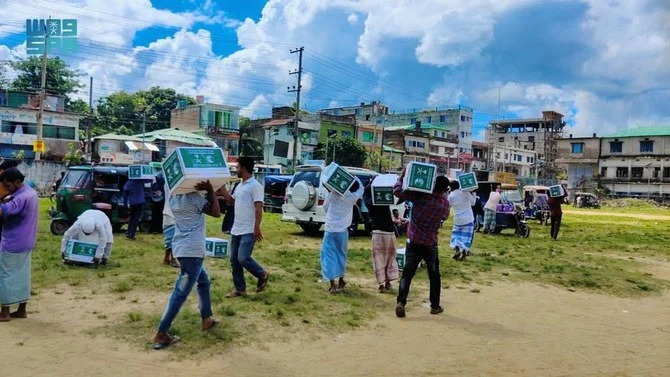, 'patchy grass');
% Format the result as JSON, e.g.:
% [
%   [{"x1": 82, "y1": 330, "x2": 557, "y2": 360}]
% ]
[{"x1": 31, "y1": 198, "x2": 670, "y2": 355}]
